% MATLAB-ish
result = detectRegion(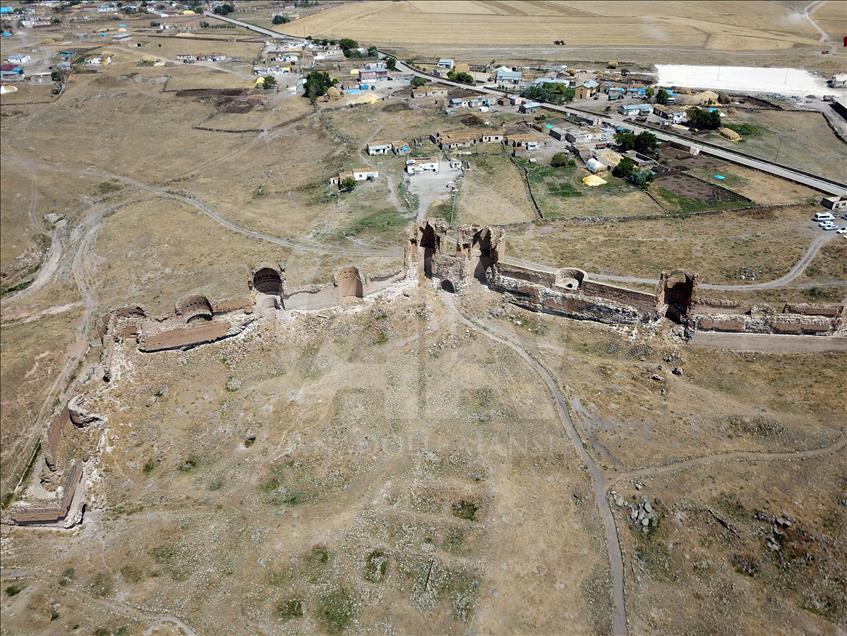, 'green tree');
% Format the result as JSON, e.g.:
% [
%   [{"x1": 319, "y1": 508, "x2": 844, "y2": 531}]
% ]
[
  {"x1": 410, "y1": 76, "x2": 428, "y2": 88},
  {"x1": 303, "y1": 70, "x2": 334, "y2": 102},
  {"x1": 340, "y1": 177, "x2": 357, "y2": 192},
  {"x1": 613, "y1": 156, "x2": 637, "y2": 179},
  {"x1": 367, "y1": 45, "x2": 378, "y2": 57},
  {"x1": 656, "y1": 88, "x2": 670, "y2": 105},
  {"x1": 448, "y1": 71, "x2": 474, "y2": 84},
  {"x1": 614, "y1": 130, "x2": 657, "y2": 156},
  {"x1": 645, "y1": 86, "x2": 655, "y2": 98},
  {"x1": 687, "y1": 107, "x2": 721, "y2": 130},
  {"x1": 212, "y1": 3, "x2": 234, "y2": 16},
  {"x1": 385, "y1": 57, "x2": 396, "y2": 70},
  {"x1": 272, "y1": 14, "x2": 290, "y2": 24},
  {"x1": 550, "y1": 152, "x2": 573, "y2": 168},
  {"x1": 262, "y1": 75, "x2": 276, "y2": 90},
  {"x1": 339, "y1": 37, "x2": 358, "y2": 55},
  {"x1": 612, "y1": 156, "x2": 653, "y2": 188}
]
